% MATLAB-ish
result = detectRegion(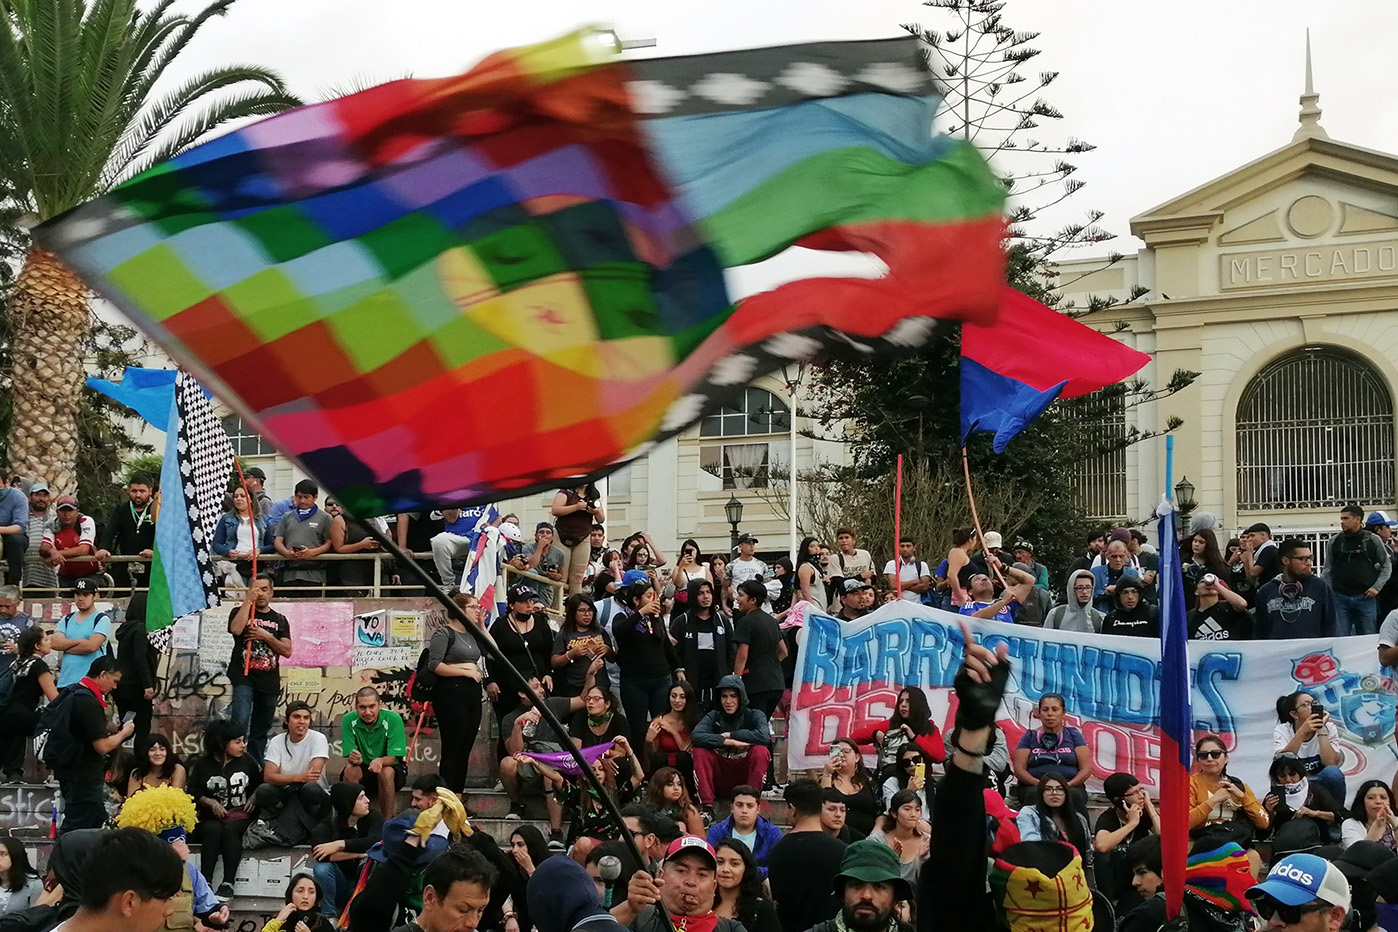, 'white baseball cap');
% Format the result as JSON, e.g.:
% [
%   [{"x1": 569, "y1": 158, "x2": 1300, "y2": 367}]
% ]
[{"x1": 982, "y1": 531, "x2": 1003, "y2": 549}]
